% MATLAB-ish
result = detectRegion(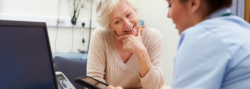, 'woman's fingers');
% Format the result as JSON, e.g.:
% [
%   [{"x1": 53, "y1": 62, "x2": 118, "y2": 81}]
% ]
[
  {"x1": 136, "y1": 26, "x2": 142, "y2": 36},
  {"x1": 137, "y1": 25, "x2": 145, "y2": 36},
  {"x1": 116, "y1": 86, "x2": 123, "y2": 89},
  {"x1": 119, "y1": 25, "x2": 145, "y2": 40},
  {"x1": 117, "y1": 26, "x2": 146, "y2": 54},
  {"x1": 107, "y1": 85, "x2": 115, "y2": 89},
  {"x1": 118, "y1": 35, "x2": 132, "y2": 40},
  {"x1": 119, "y1": 35, "x2": 132, "y2": 48},
  {"x1": 123, "y1": 41, "x2": 130, "y2": 49},
  {"x1": 122, "y1": 38, "x2": 128, "y2": 43}
]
